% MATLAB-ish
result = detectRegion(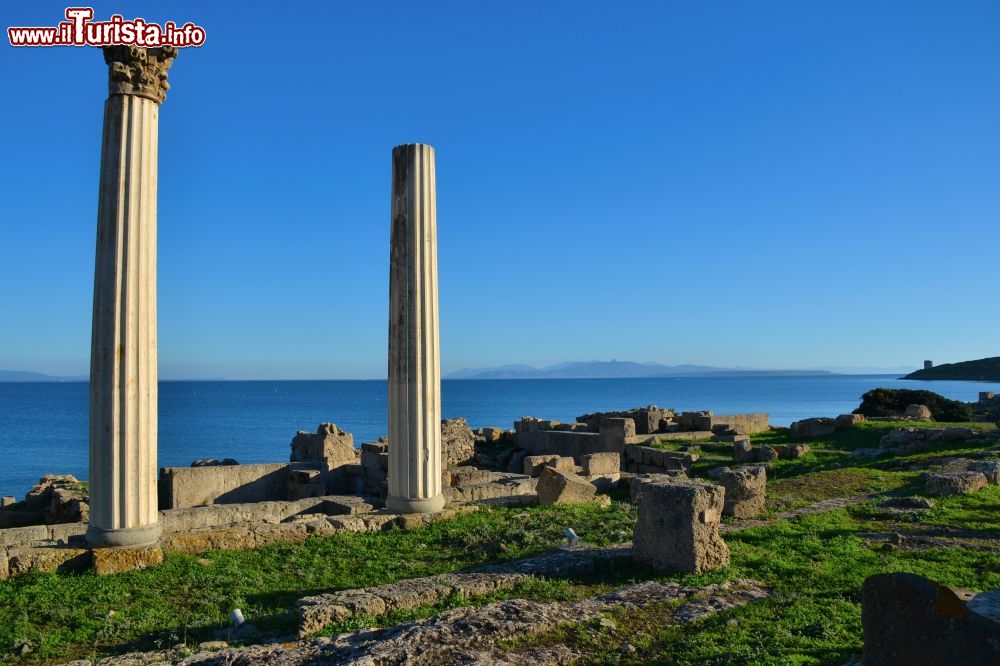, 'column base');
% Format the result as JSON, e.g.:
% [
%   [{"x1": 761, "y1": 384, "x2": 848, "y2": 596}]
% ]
[
  {"x1": 386, "y1": 494, "x2": 446, "y2": 515},
  {"x1": 86, "y1": 522, "x2": 162, "y2": 548}
]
